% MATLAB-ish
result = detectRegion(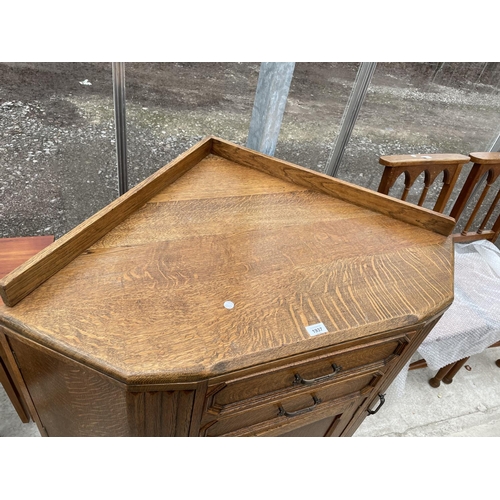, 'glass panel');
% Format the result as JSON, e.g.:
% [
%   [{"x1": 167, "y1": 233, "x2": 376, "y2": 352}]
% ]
[
  {"x1": 124, "y1": 62, "x2": 260, "y2": 187},
  {"x1": 275, "y1": 62, "x2": 360, "y2": 172},
  {"x1": 335, "y1": 62, "x2": 500, "y2": 212},
  {"x1": 0, "y1": 62, "x2": 116, "y2": 239}
]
